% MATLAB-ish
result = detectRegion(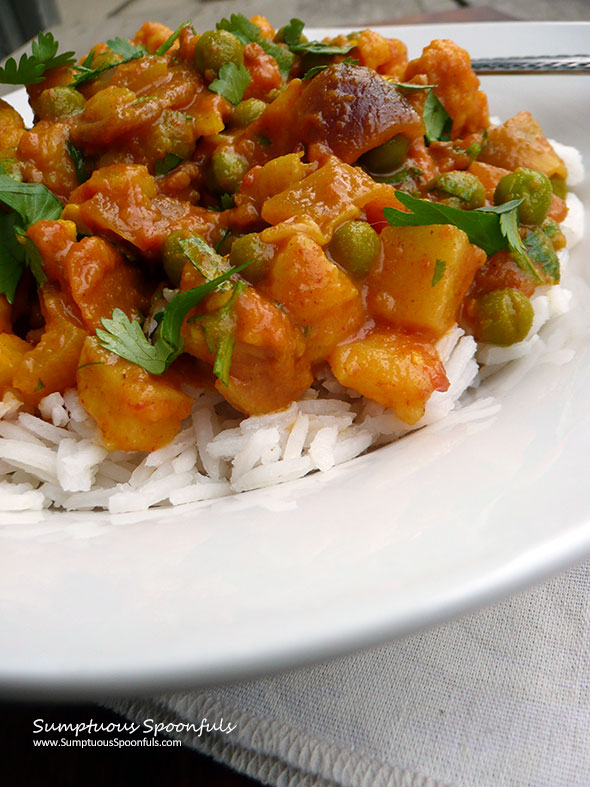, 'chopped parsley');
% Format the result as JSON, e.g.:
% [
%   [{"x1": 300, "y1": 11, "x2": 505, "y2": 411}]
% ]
[
  {"x1": 0, "y1": 32, "x2": 76, "y2": 86},
  {"x1": 66, "y1": 139, "x2": 89, "y2": 183},
  {"x1": 209, "y1": 62, "x2": 251, "y2": 105},
  {"x1": 431, "y1": 259, "x2": 446, "y2": 286},
  {"x1": 281, "y1": 18, "x2": 305, "y2": 47},
  {"x1": 154, "y1": 21, "x2": 192, "y2": 56},
  {"x1": 423, "y1": 90, "x2": 453, "y2": 144},
  {"x1": 384, "y1": 191, "x2": 543, "y2": 283},
  {"x1": 97, "y1": 263, "x2": 247, "y2": 377},
  {"x1": 289, "y1": 40, "x2": 355, "y2": 56},
  {"x1": 154, "y1": 153, "x2": 184, "y2": 176},
  {"x1": 216, "y1": 13, "x2": 294, "y2": 80}
]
